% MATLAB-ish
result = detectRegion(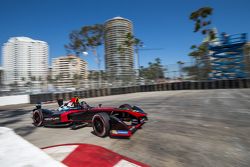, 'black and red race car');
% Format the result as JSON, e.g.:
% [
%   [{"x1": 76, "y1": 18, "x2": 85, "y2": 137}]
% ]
[{"x1": 32, "y1": 97, "x2": 147, "y2": 137}]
